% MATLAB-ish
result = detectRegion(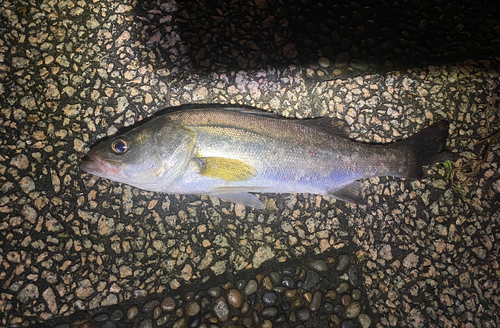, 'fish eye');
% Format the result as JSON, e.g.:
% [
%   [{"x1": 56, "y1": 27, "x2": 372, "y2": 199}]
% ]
[{"x1": 111, "y1": 139, "x2": 129, "y2": 154}]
